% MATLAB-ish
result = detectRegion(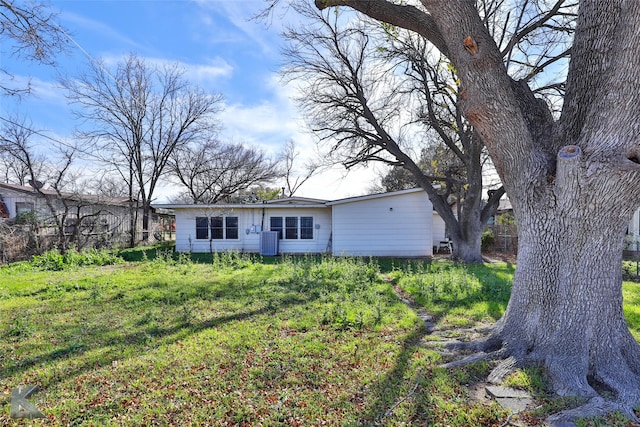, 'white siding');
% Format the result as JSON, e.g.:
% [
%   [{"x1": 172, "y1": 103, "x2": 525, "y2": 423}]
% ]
[
  {"x1": 174, "y1": 206, "x2": 331, "y2": 254},
  {"x1": 432, "y1": 211, "x2": 447, "y2": 248},
  {"x1": 0, "y1": 188, "x2": 45, "y2": 218},
  {"x1": 264, "y1": 208, "x2": 332, "y2": 254},
  {"x1": 629, "y1": 209, "x2": 640, "y2": 237},
  {"x1": 331, "y1": 191, "x2": 433, "y2": 257},
  {"x1": 625, "y1": 208, "x2": 640, "y2": 250}
]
